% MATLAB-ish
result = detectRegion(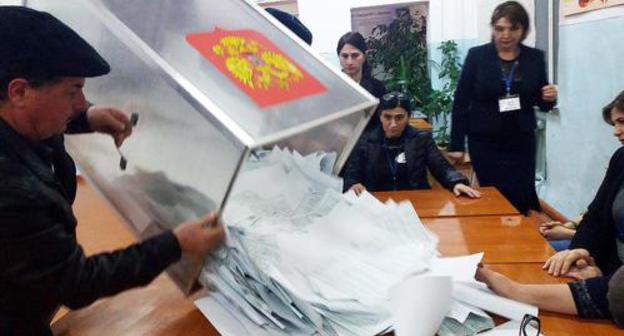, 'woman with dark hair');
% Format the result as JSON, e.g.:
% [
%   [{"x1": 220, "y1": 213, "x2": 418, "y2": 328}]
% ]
[
  {"x1": 343, "y1": 92, "x2": 480, "y2": 198},
  {"x1": 337, "y1": 32, "x2": 386, "y2": 130},
  {"x1": 477, "y1": 91, "x2": 624, "y2": 323},
  {"x1": 448, "y1": 1, "x2": 557, "y2": 215}
]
